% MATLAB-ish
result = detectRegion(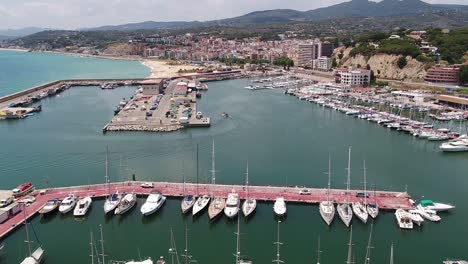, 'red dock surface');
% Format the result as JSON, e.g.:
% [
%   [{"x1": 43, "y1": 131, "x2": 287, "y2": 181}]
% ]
[{"x1": 0, "y1": 181, "x2": 412, "y2": 239}]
